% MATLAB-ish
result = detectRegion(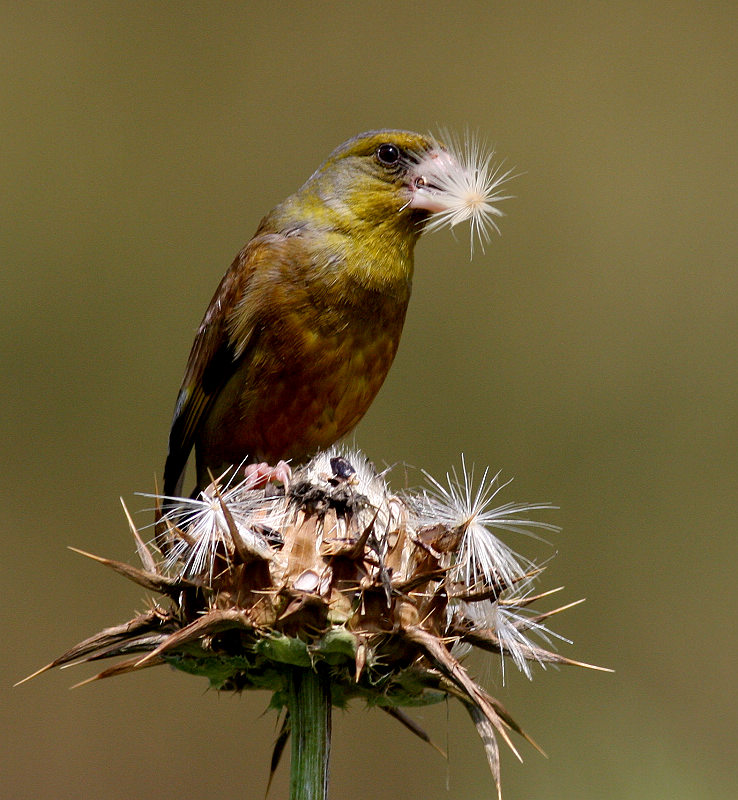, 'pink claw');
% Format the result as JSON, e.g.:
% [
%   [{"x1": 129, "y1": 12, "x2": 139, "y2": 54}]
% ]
[{"x1": 243, "y1": 460, "x2": 292, "y2": 489}]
